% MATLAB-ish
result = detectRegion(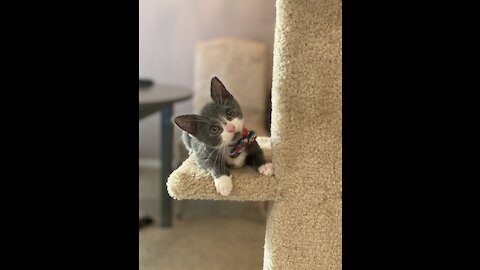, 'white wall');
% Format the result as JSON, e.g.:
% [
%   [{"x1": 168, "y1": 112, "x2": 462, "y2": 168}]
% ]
[{"x1": 139, "y1": 0, "x2": 276, "y2": 159}]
